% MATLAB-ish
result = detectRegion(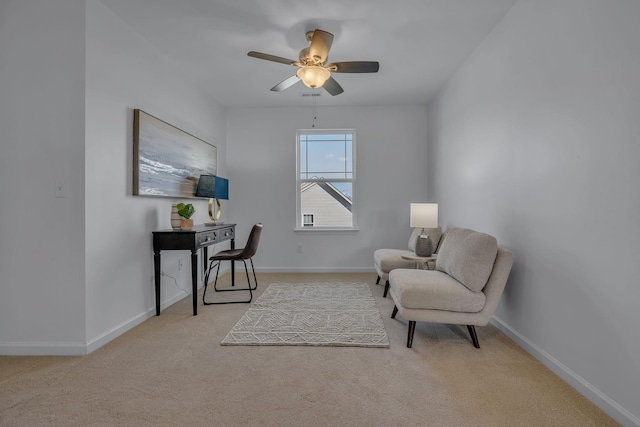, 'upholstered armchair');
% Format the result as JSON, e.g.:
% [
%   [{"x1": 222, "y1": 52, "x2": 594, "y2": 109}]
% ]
[
  {"x1": 374, "y1": 227, "x2": 443, "y2": 297},
  {"x1": 388, "y1": 228, "x2": 514, "y2": 349}
]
